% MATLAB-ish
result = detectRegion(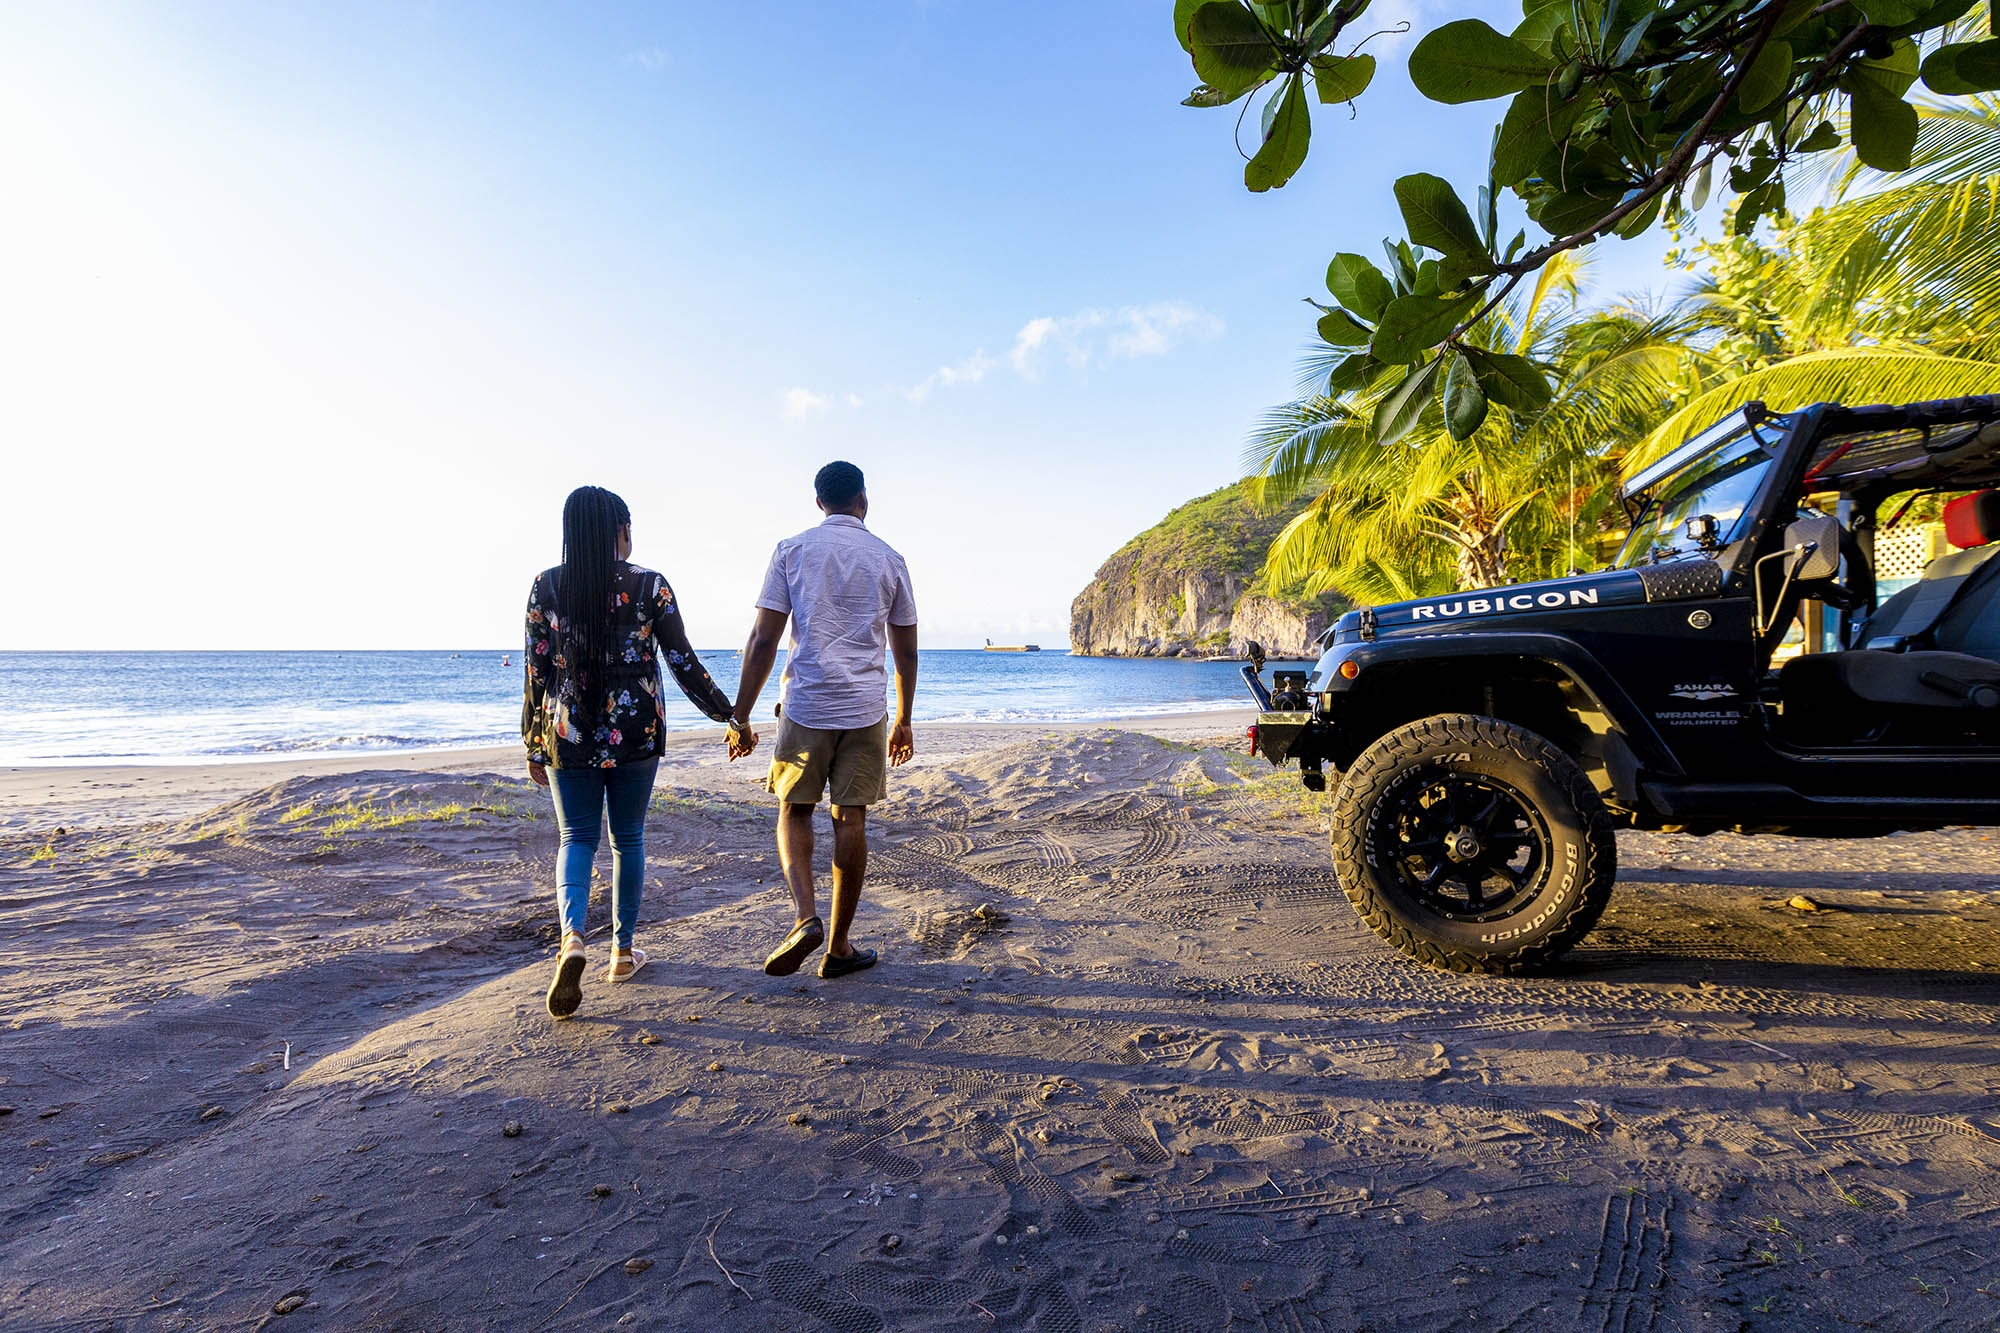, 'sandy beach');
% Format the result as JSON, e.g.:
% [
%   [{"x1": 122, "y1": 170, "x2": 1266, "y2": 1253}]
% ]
[{"x1": 4, "y1": 716, "x2": 1999, "y2": 1330}]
